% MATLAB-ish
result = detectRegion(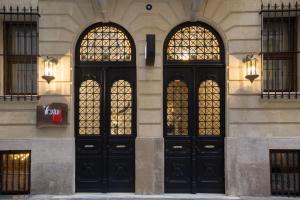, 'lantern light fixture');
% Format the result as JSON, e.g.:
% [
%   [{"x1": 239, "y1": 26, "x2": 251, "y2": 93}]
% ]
[
  {"x1": 243, "y1": 54, "x2": 259, "y2": 83},
  {"x1": 42, "y1": 56, "x2": 57, "y2": 84}
]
